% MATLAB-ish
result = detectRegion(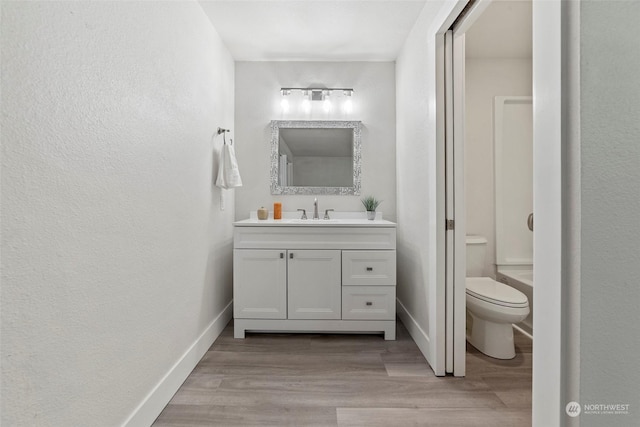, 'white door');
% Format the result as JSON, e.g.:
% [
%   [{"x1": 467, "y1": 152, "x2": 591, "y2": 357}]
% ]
[
  {"x1": 443, "y1": 29, "x2": 467, "y2": 376},
  {"x1": 443, "y1": 0, "x2": 493, "y2": 377},
  {"x1": 288, "y1": 249, "x2": 341, "y2": 320},
  {"x1": 233, "y1": 249, "x2": 287, "y2": 319}
]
